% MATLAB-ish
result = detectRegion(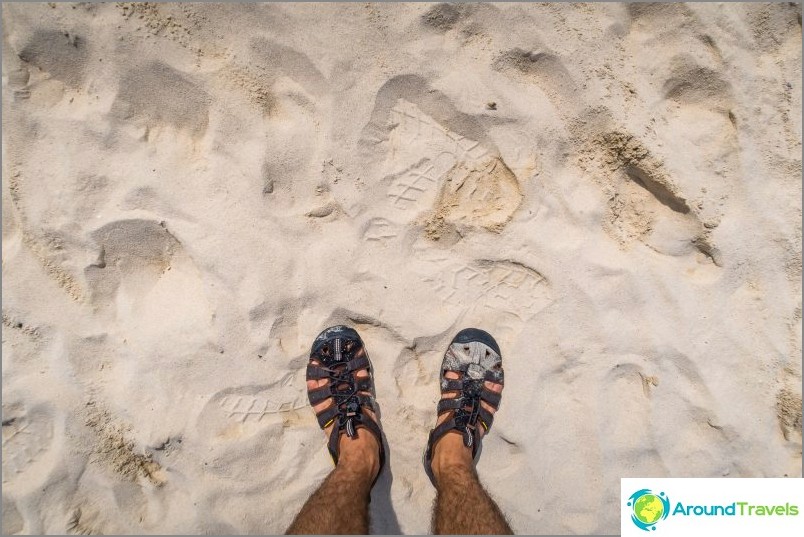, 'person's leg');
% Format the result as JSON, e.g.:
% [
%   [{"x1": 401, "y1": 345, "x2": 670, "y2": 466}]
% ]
[
  {"x1": 285, "y1": 431, "x2": 380, "y2": 534},
  {"x1": 430, "y1": 430, "x2": 513, "y2": 534},
  {"x1": 287, "y1": 327, "x2": 382, "y2": 535},
  {"x1": 428, "y1": 333, "x2": 513, "y2": 535}
]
